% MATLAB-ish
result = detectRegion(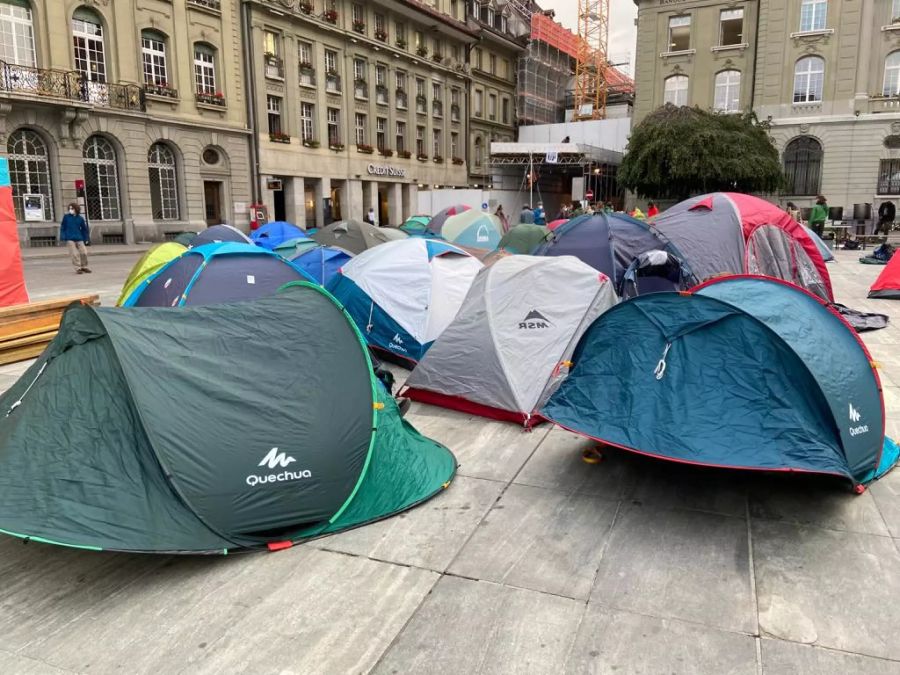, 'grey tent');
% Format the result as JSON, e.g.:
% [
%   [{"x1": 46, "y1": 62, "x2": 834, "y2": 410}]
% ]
[
  {"x1": 313, "y1": 220, "x2": 406, "y2": 255},
  {"x1": 191, "y1": 224, "x2": 253, "y2": 247},
  {"x1": 403, "y1": 255, "x2": 618, "y2": 426}
]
